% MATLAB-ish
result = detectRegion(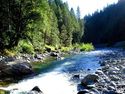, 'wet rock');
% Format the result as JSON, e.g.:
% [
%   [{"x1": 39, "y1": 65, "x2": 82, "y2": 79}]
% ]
[
  {"x1": 32, "y1": 86, "x2": 42, "y2": 92},
  {"x1": 122, "y1": 68, "x2": 125, "y2": 74},
  {"x1": 73, "y1": 74, "x2": 80, "y2": 79},
  {"x1": 102, "y1": 90, "x2": 118, "y2": 94},
  {"x1": 87, "y1": 69, "x2": 91, "y2": 71},
  {"x1": 95, "y1": 70, "x2": 104, "y2": 75},
  {"x1": 86, "y1": 84, "x2": 95, "y2": 89},
  {"x1": 28, "y1": 86, "x2": 43, "y2": 94},
  {"x1": 110, "y1": 75, "x2": 120, "y2": 81},
  {"x1": 91, "y1": 88, "x2": 100, "y2": 94},
  {"x1": 77, "y1": 89, "x2": 90, "y2": 94},
  {"x1": 107, "y1": 86, "x2": 116, "y2": 91},
  {"x1": 81, "y1": 74, "x2": 99, "y2": 86},
  {"x1": 110, "y1": 81, "x2": 117, "y2": 87}
]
